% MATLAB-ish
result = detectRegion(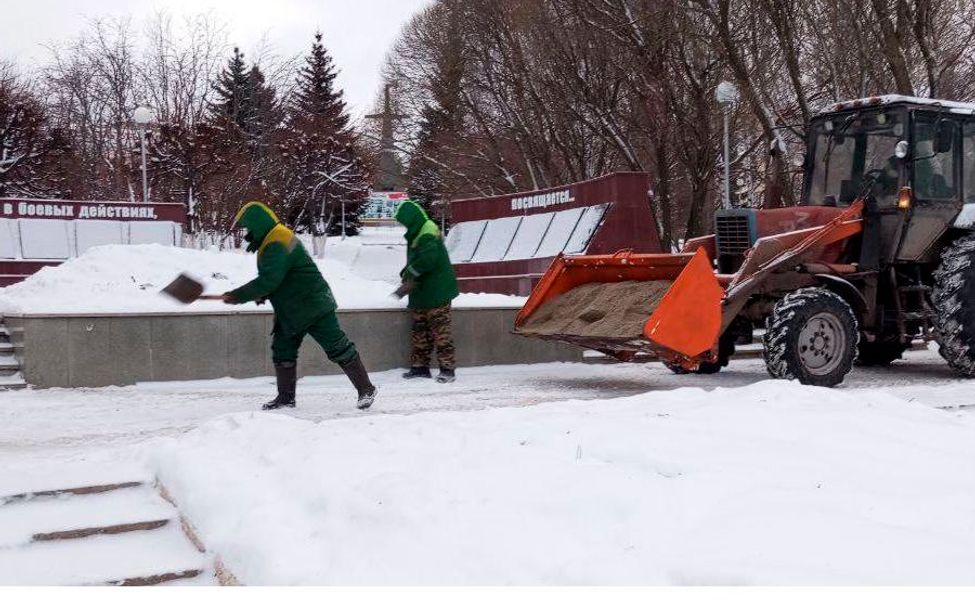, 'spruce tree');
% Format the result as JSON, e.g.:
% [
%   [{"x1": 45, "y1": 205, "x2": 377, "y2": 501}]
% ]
[
  {"x1": 210, "y1": 48, "x2": 280, "y2": 141},
  {"x1": 244, "y1": 65, "x2": 281, "y2": 142},
  {"x1": 203, "y1": 48, "x2": 281, "y2": 238},
  {"x1": 210, "y1": 47, "x2": 250, "y2": 129},
  {"x1": 291, "y1": 32, "x2": 350, "y2": 140},
  {"x1": 271, "y1": 32, "x2": 369, "y2": 237}
]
